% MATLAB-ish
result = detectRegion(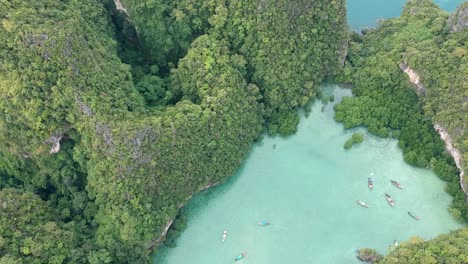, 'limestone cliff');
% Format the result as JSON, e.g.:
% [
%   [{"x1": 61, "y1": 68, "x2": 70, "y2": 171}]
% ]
[
  {"x1": 399, "y1": 63, "x2": 426, "y2": 96},
  {"x1": 114, "y1": 0, "x2": 129, "y2": 16},
  {"x1": 447, "y1": 3, "x2": 468, "y2": 33},
  {"x1": 400, "y1": 63, "x2": 467, "y2": 198}
]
